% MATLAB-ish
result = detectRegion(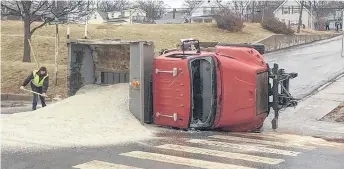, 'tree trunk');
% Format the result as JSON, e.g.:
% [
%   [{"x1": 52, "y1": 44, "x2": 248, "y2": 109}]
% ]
[
  {"x1": 297, "y1": 1, "x2": 304, "y2": 33},
  {"x1": 251, "y1": 1, "x2": 255, "y2": 22},
  {"x1": 23, "y1": 17, "x2": 31, "y2": 62}
]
